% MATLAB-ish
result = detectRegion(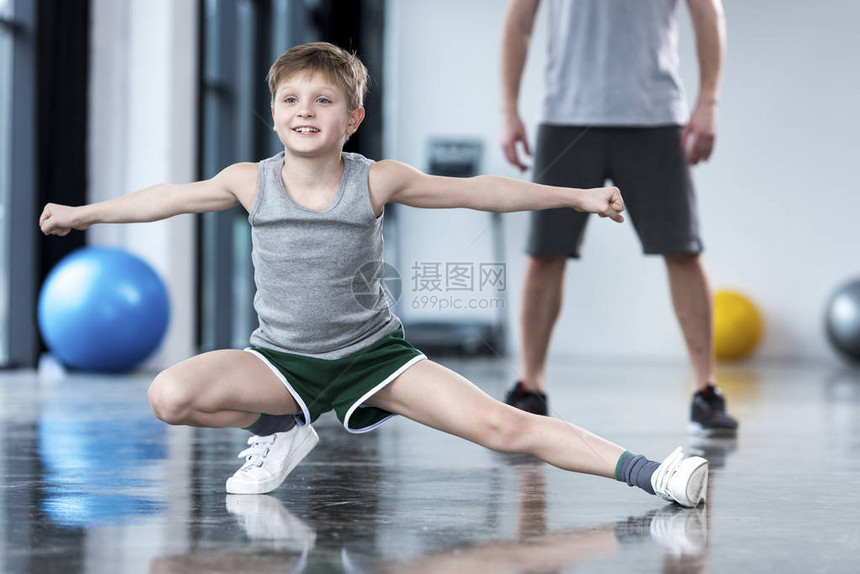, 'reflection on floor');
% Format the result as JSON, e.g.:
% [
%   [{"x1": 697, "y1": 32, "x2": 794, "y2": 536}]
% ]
[{"x1": 1, "y1": 358, "x2": 859, "y2": 573}]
